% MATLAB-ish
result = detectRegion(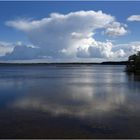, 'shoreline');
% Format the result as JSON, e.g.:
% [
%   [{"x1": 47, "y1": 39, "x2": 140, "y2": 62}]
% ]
[{"x1": 0, "y1": 61, "x2": 127, "y2": 66}]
